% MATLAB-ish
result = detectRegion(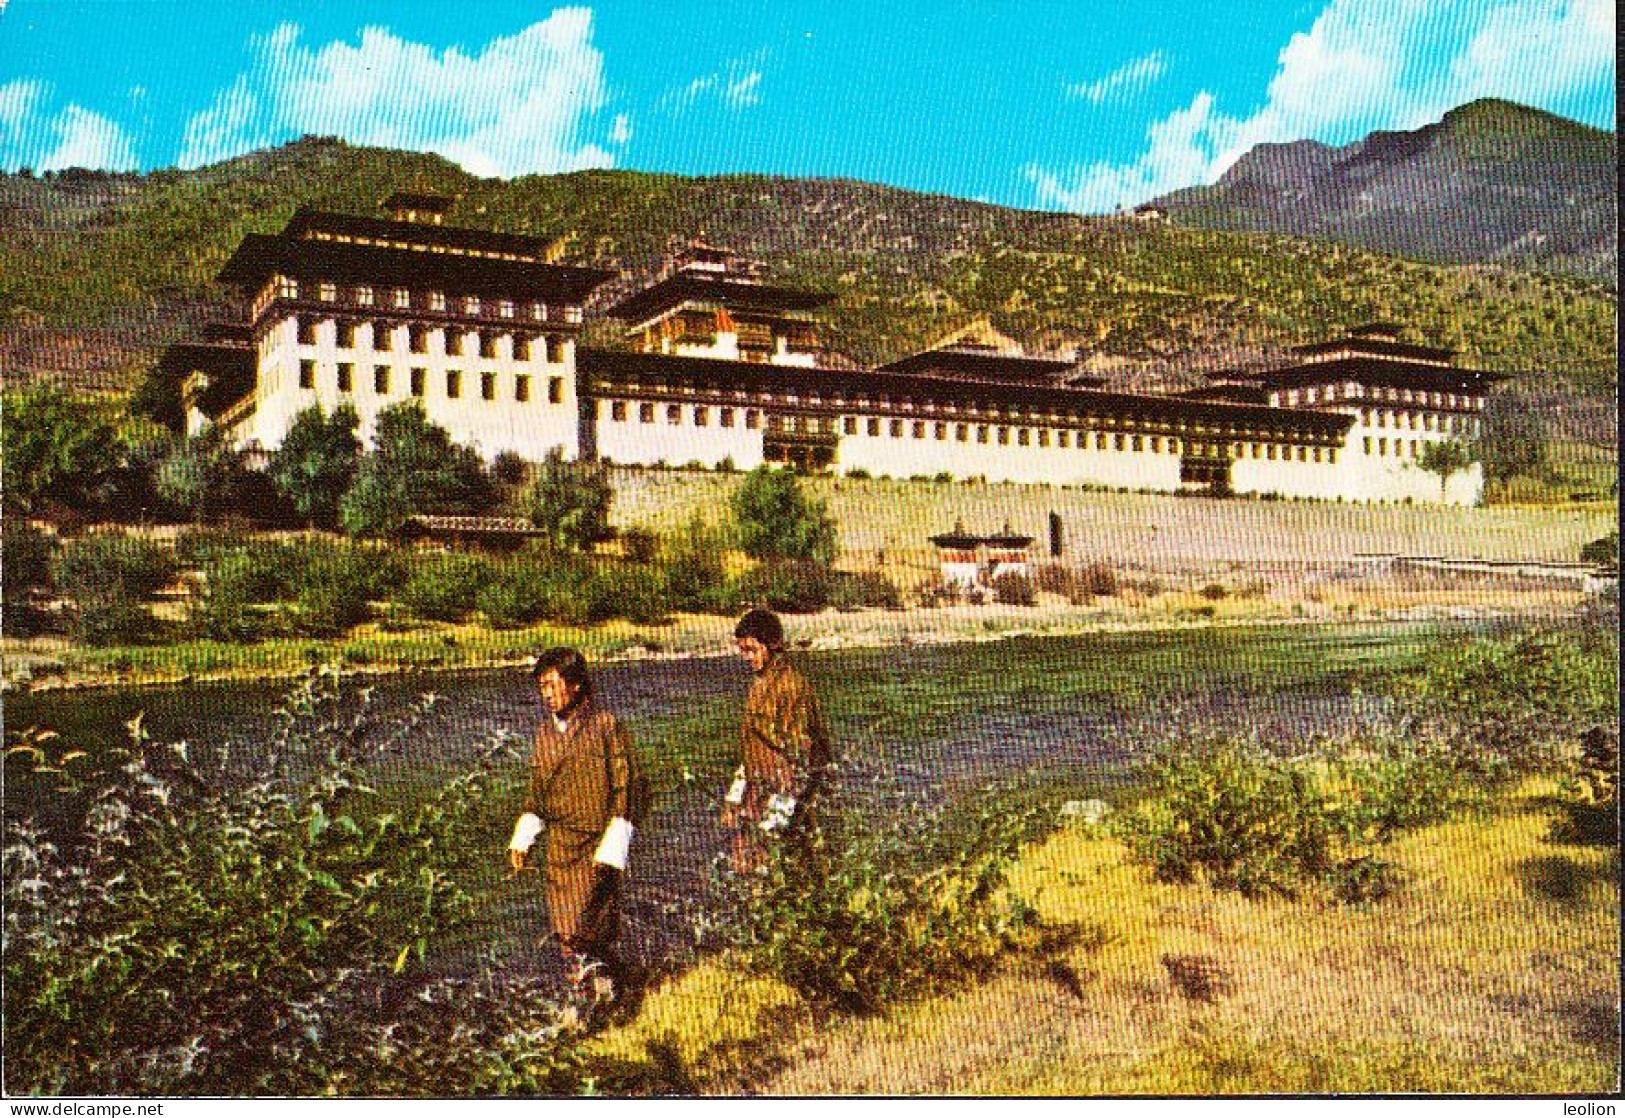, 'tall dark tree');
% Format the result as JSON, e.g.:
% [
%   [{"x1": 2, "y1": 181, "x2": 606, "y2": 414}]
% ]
[
  {"x1": 339, "y1": 403, "x2": 494, "y2": 537},
  {"x1": 730, "y1": 464, "x2": 837, "y2": 565},
  {"x1": 1478, "y1": 395, "x2": 1548, "y2": 487},
  {"x1": 269, "y1": 404, "x2": 362, "y2": 529},
  {"x1": 154, "y1": 431, "x2": 258, "y2": 523}
]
